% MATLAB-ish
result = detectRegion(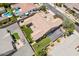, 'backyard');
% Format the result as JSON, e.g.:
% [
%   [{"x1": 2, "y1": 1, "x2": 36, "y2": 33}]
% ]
[
  {"x1": 32, "y1": 37, "x2": 51, "y2": 56},
  {"x1": 21, "y1": 25, "x2": 33, "y2": 43}
]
